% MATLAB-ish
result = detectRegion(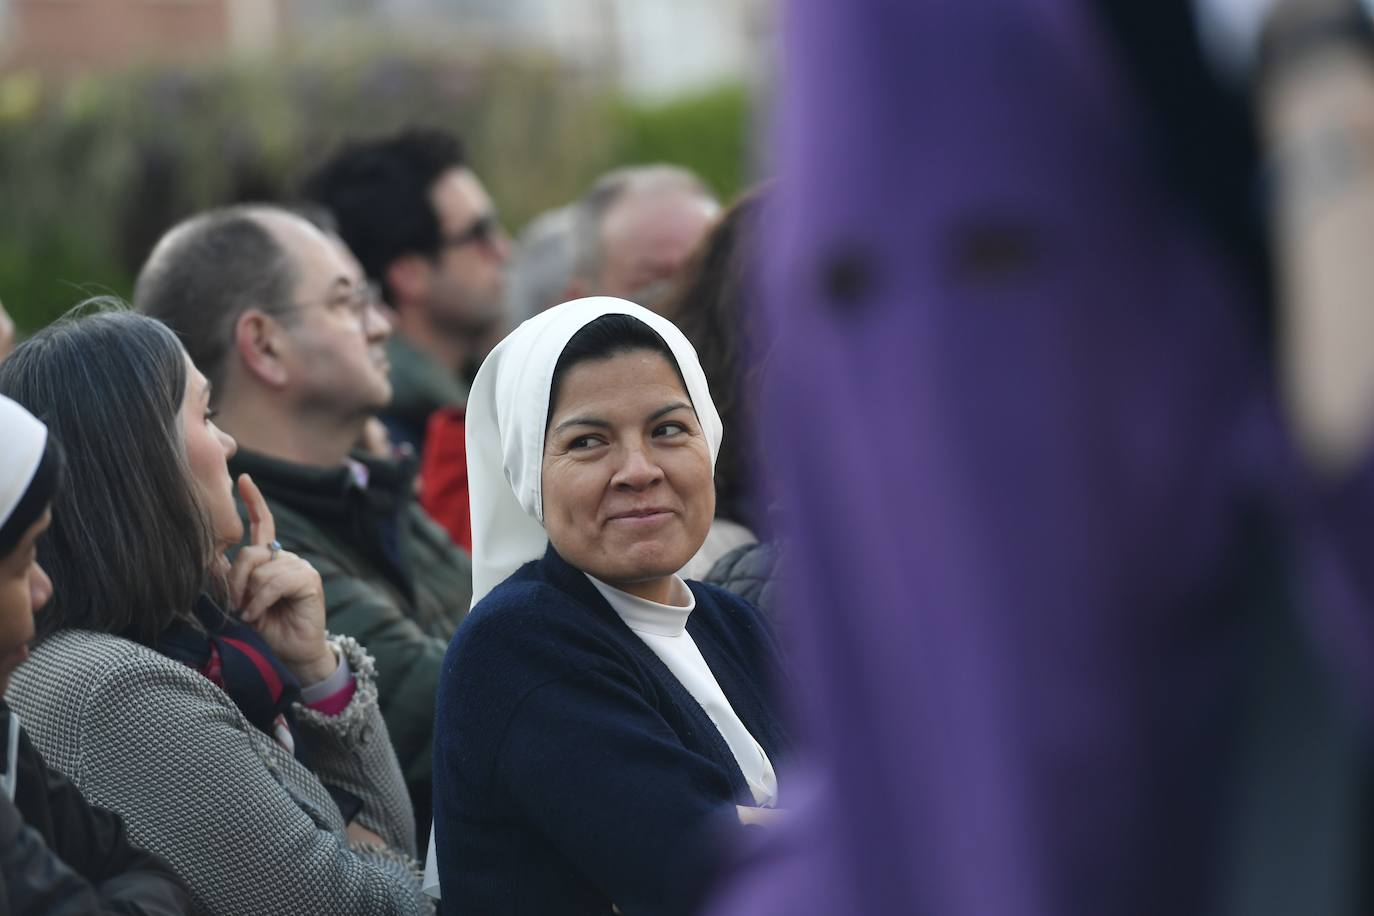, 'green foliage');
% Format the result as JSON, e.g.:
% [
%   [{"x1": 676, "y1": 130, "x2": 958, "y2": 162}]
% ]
[
  {"x1": 0, "y1": 48, "x2": 752, "y2": 333},
  {"x1": 614, "y1": 83, "x2": 753, "y2": 202}
]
